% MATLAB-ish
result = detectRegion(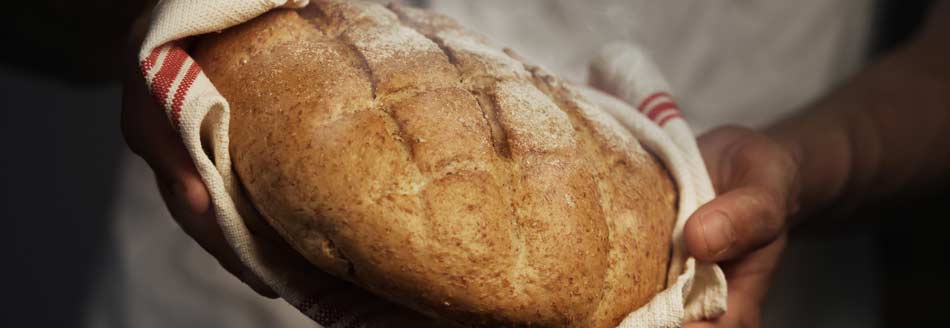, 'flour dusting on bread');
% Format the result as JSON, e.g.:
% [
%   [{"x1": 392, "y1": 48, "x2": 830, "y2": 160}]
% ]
[{"x1": 193, "y1": 1, "x2": 677, "y2": 327}]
